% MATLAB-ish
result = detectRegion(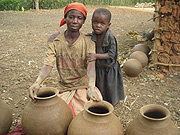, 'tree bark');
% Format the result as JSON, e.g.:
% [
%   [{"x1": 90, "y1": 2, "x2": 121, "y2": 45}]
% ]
[{"x1": 35, "y1": 0, "x2": 39, "y2": 11}]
